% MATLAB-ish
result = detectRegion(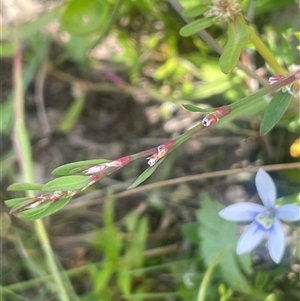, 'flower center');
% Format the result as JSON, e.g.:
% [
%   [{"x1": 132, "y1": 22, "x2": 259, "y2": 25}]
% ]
[{"x1": 255, "y1": 208, "x2": 275, "y2": 229}]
